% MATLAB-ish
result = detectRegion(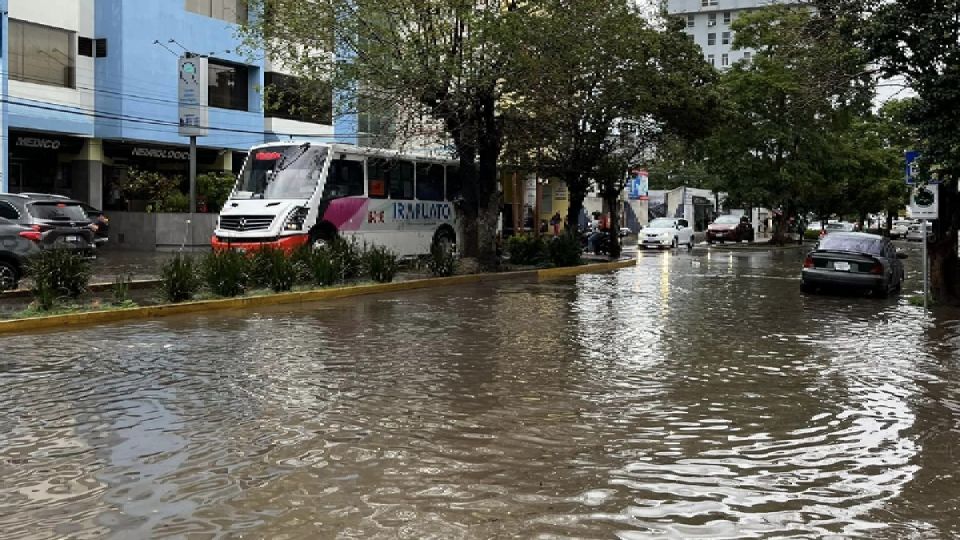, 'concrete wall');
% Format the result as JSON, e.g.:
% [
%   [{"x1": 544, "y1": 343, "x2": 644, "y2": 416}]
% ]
[{"x1": 110, "y1": 211, "x2": 216, "y2": 251}]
